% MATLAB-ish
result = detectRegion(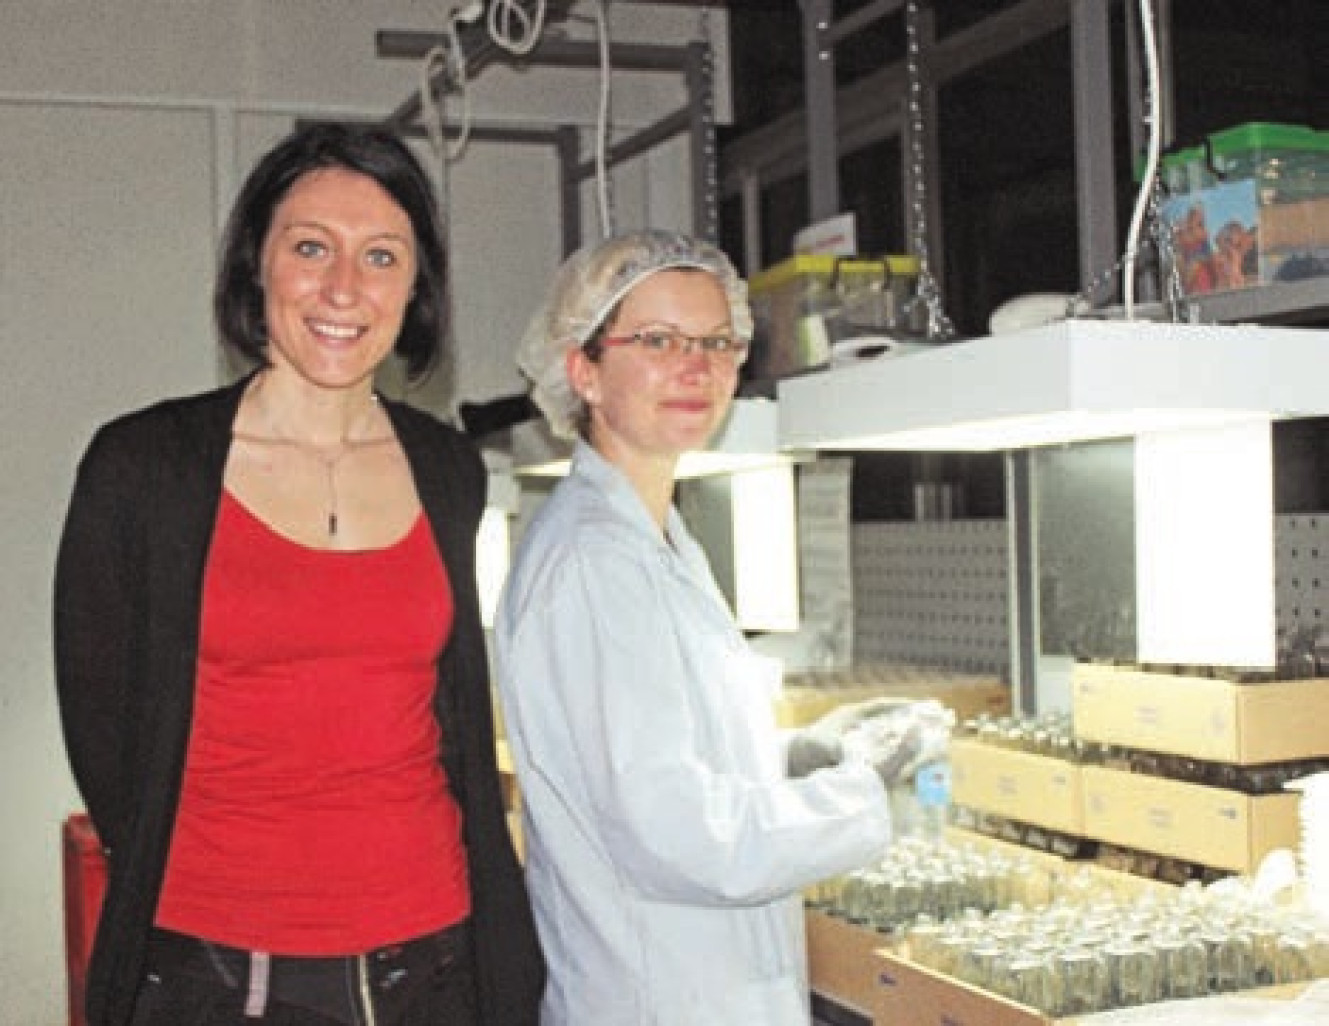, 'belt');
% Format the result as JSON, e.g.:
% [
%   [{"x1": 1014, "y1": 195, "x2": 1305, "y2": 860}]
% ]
[{"x1": 146, "y1": 920, "x2": 471, "y2": 1021}]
